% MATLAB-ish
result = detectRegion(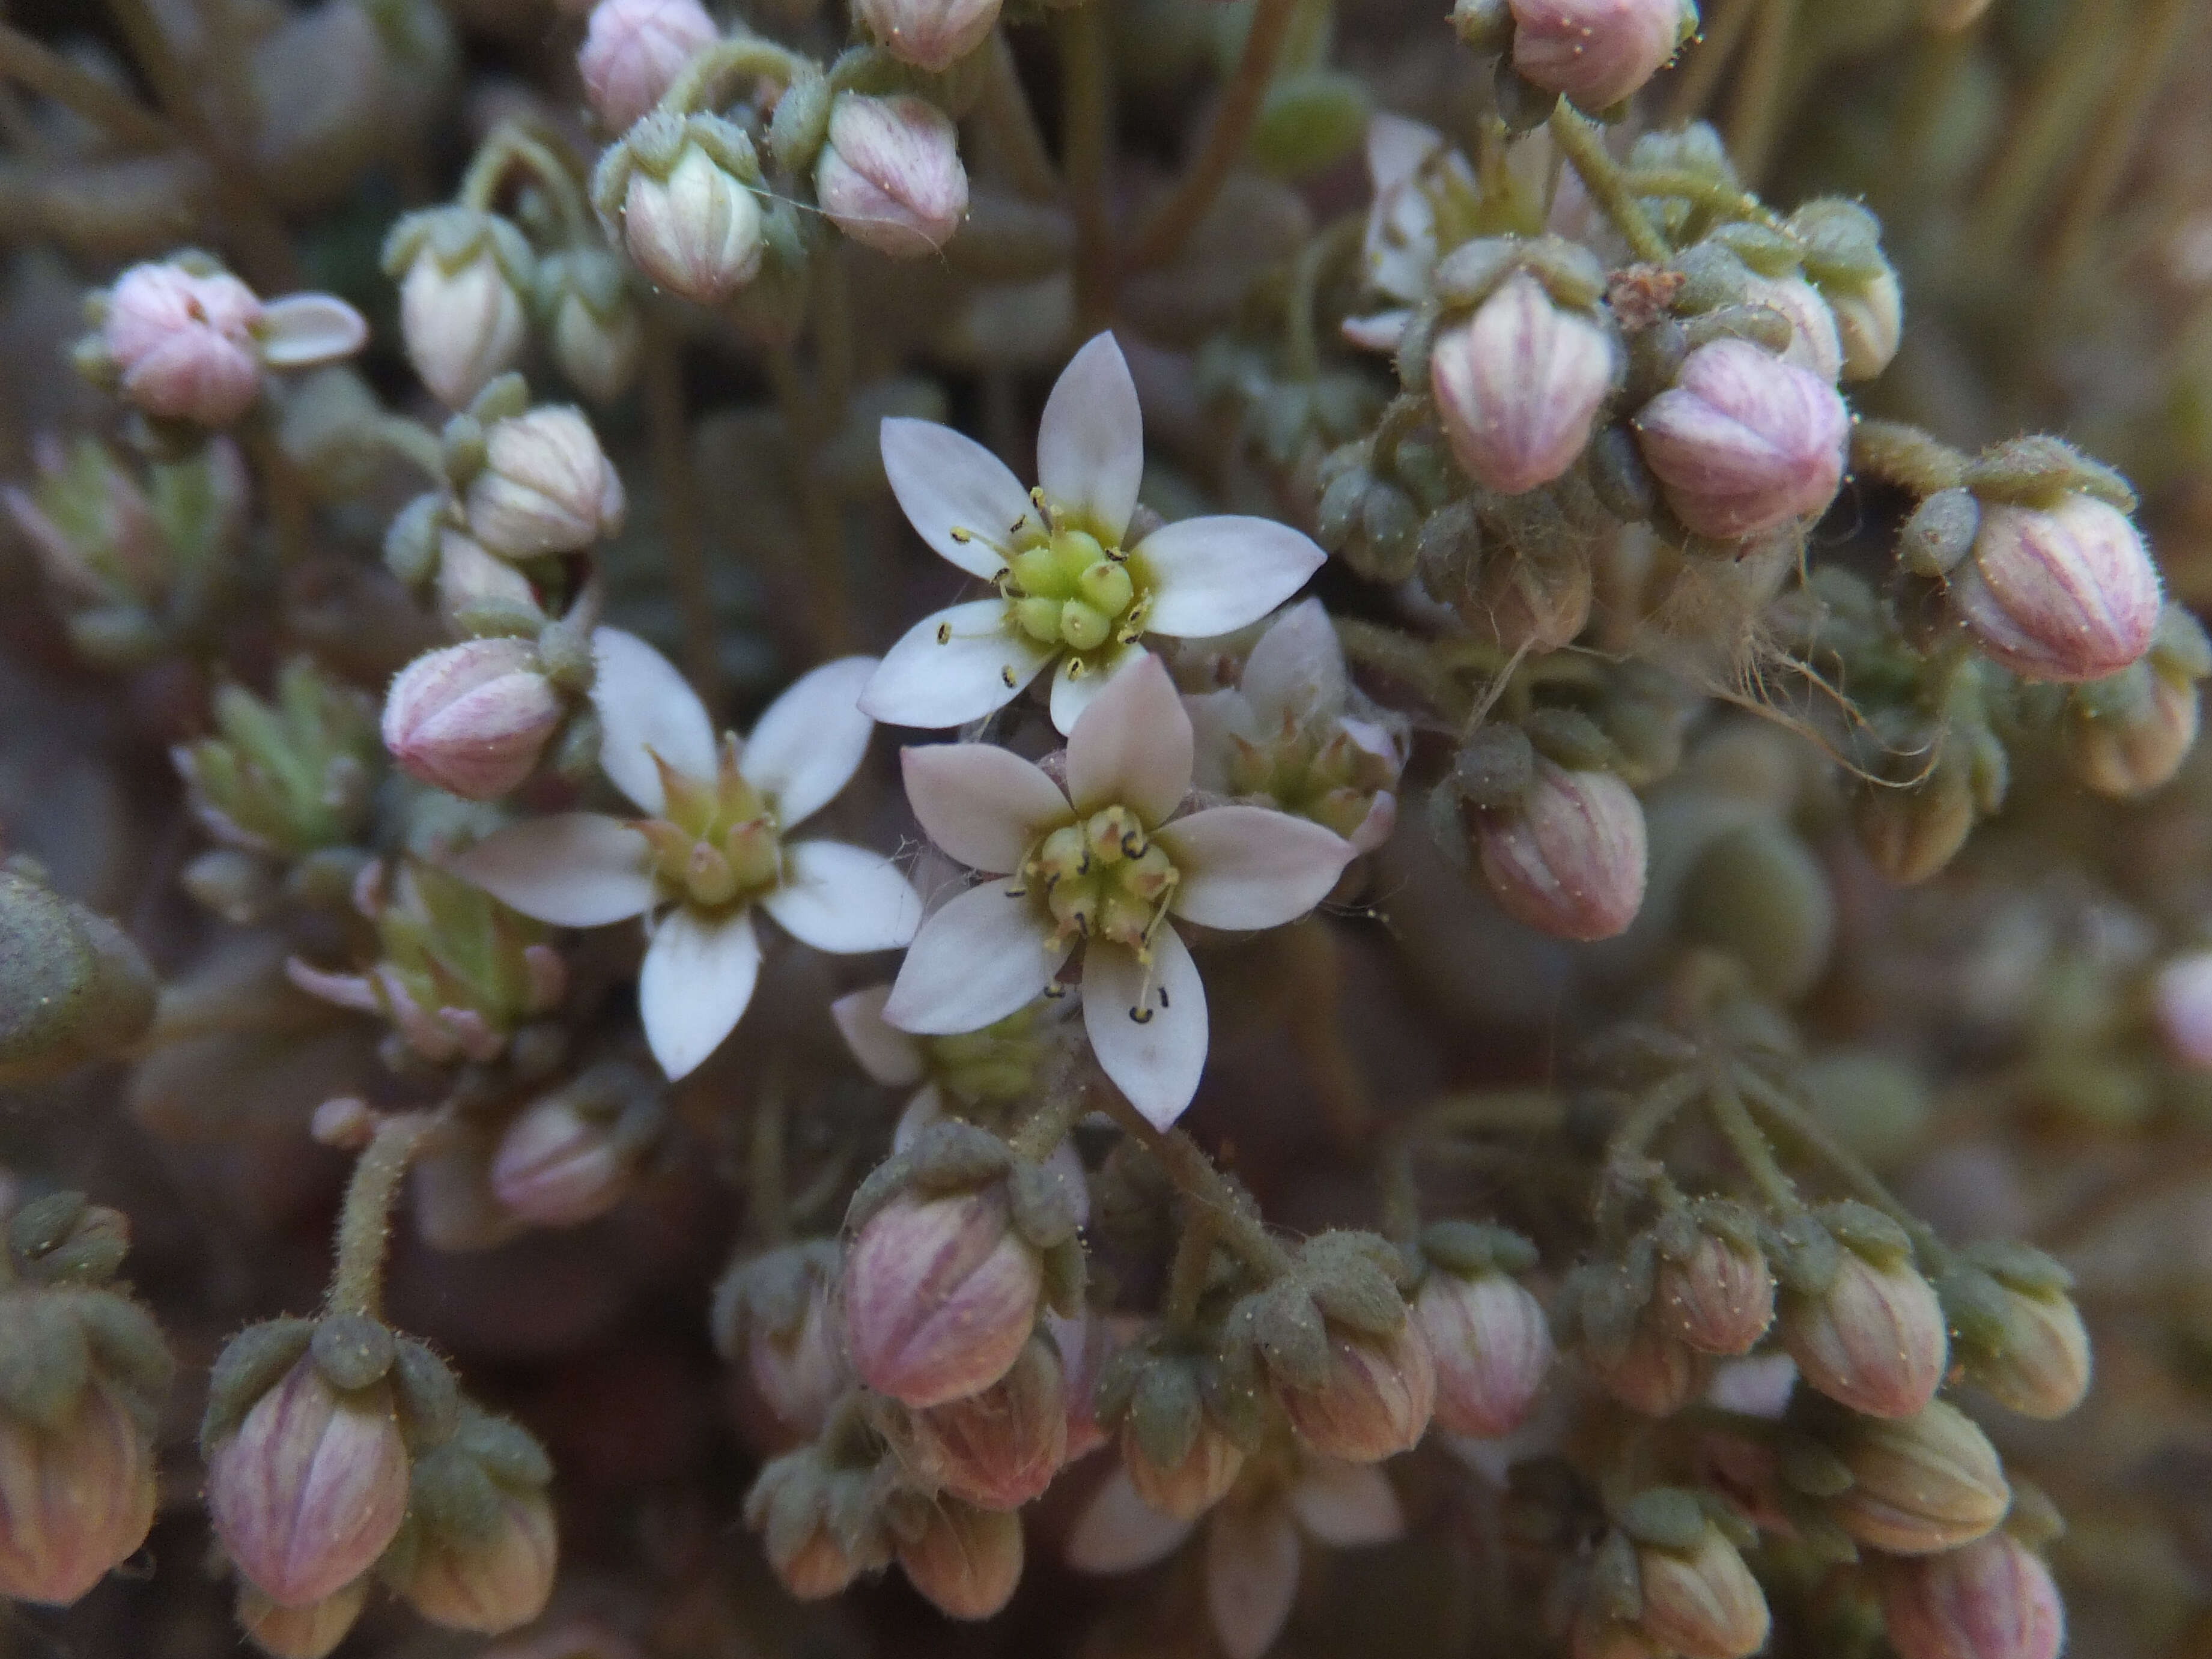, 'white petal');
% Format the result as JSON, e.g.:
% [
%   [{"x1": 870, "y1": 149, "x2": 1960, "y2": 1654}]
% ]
[
  {"x1": 831, "y1": 986, "x2": 926, "y2": 1085},
  {"x1": 1340, "y1": 310, "x2": 1412, "y2": 354},
  {"x1": 1347, "y1": 791, "x2": 1397, "y2": 856},
  {"x1": 1066, "y1": 1468, "x2": 1196, "y2": 1574},
  {"x1": 639, "y1": 906, "x2": 761, "y2": 1079},
  {"x1": 1037, "y1": 332, "x2": 1144, "y2": 545},
  {"x1": 1366, "y1": 112, "x2": 1444, "y2": 197},
  {"x1": 892, "y1": 1082, "x2": 947, "y2": 1150},
  {"x1": 1241, "y1": 599, "x2": 1347, "y2": 729},
  {"x1": 1184, "y1": 690, "x2": 1263, "y2": 793},
  {"x1": 257, "y1": 293, "x2": 369, "y2": 367},
  {"x1": 591, "y1": 626, "x2": 717, "y2": 813},
  {"x1": 883, "y1": 879, "x2": 1072, "y2": 1034},
  {"x1": 447, "y1": 814, "x2": 655, "y2": 926},
  {"x1": 740, "y1": 656, "x2": 877, "y2": 828},
  {"x1": 901, "y1": 743, "x2": 1071, "y2": 874},
  {"x1": 1159, "y1": 807, "x2": 1354, "y2": 930},
  {"x1": 1286, "y1": 1460, "x2": 1404, "y2": 1547},
  {"x1": 881, "y1": 416, "x2": 1035, "y2": 580},
  {"x1": 1066, "y1": 653, "x2": 1193, "y2": 822},
  {"x1": 1048, "y1": 640, "x2": 1146, "y2": 736},
  {"x1": 1206, "y1": 1502, "x2": 1301, "y2": 1659},
  {"x1": 862, "y1": 600, "x2": 1055, "y2": 731},
  {"x1": 760, "y1": 841, "x2": 922, "y2": 953},
  {"x1": 1133, "y1": 516, "x2": 1327, "y2": 638},
  {"x1": 1083, "y1": 930, "x2": 1207, "y2": 1130}
]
